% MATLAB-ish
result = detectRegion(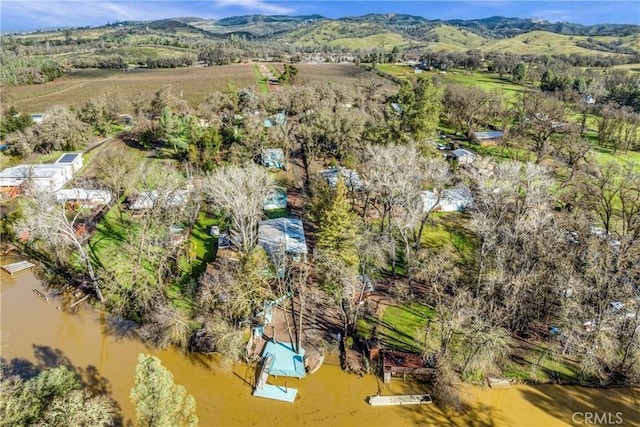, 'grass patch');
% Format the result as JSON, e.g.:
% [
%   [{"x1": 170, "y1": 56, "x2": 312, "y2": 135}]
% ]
[
  {"x1": 253, "y1": 64, "x2": 269, "y2": 94},
  {"x1": 186, "y1": 211, "x2": 219, "y2": 279},
  {"x1": 420, "y1": 212, "x2": 476, "y2": 258},
  {"x1": 378, "y1": 303, "x2": 434, "y2": 353}
]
